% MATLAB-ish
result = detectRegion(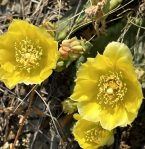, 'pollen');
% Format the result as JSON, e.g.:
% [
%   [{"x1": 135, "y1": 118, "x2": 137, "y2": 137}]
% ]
[
  {"x1": 14, "y1": 37, "x2": 43, "y2": 73},
  {"x1": 97, "y1": 71, "x2": 127, "y2": 108},
  {"x1": 84, "y1": 126, "x2": 106, "y2": 144}
]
